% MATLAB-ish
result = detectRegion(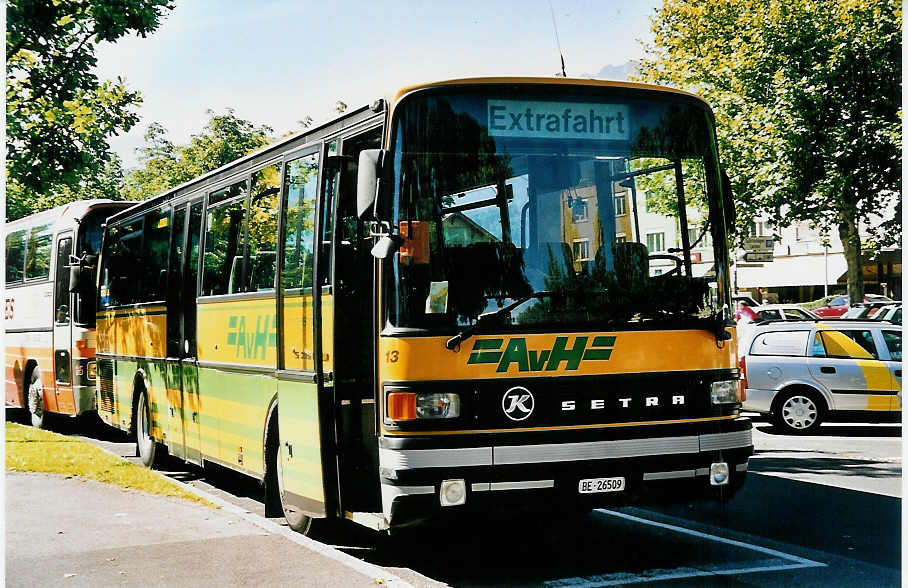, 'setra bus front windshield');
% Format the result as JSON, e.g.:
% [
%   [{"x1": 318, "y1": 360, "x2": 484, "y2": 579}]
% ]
[{"x1": 385, "y1": 84, "x2": 731, "y2": 332}]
